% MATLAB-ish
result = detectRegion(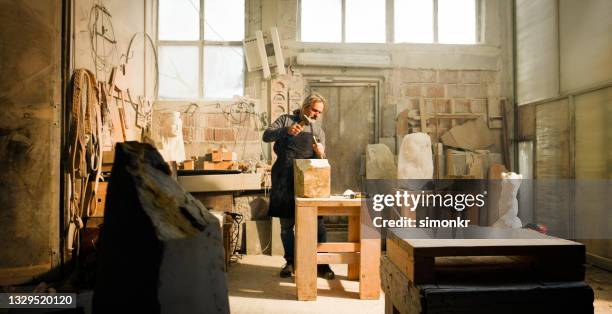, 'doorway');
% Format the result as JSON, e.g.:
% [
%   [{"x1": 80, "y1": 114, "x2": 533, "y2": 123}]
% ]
[{"x1": 307, "y1": 81, "x2": 380, "y2": 194}]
